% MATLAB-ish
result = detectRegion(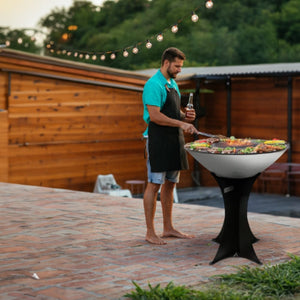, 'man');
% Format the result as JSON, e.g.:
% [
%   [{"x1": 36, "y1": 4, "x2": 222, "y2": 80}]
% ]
[{"x1": 142, "y1": 47, "x2": 198, "y2": 245}]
